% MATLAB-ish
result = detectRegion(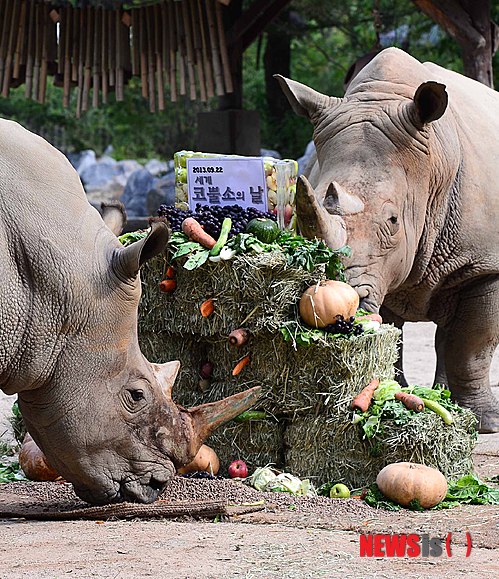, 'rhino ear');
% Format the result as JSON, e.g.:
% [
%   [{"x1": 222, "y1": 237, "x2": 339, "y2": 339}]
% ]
[
  {"x1": 412, "y1": 81, "x2": 448, "y2": 126},
  {"x1": 113, "y1": 219, "x2": 169, "y2": 280},
  {"x1": 274, "y1": 75, "x2": 341, "y2": 119}
]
